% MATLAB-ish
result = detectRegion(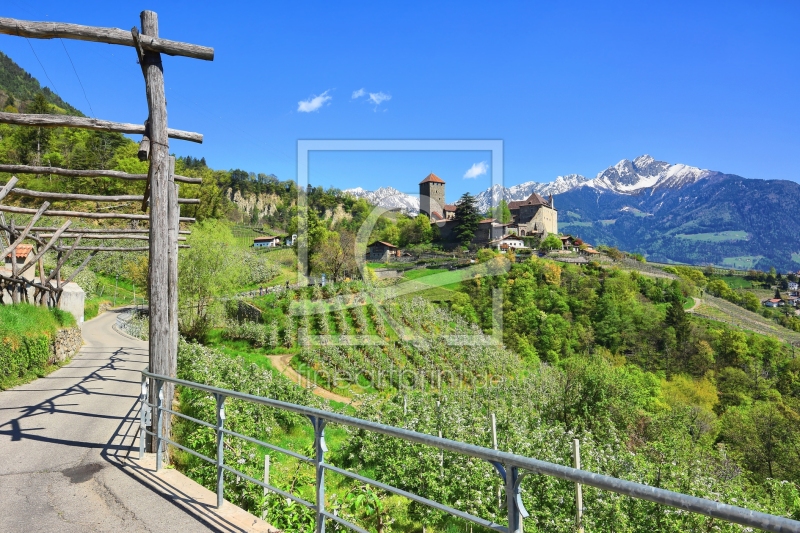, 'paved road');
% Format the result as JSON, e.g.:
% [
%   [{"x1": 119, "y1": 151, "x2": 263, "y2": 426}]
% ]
[{"x1": 0, "y1": 309, "x2": 263, "y2": 532}]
